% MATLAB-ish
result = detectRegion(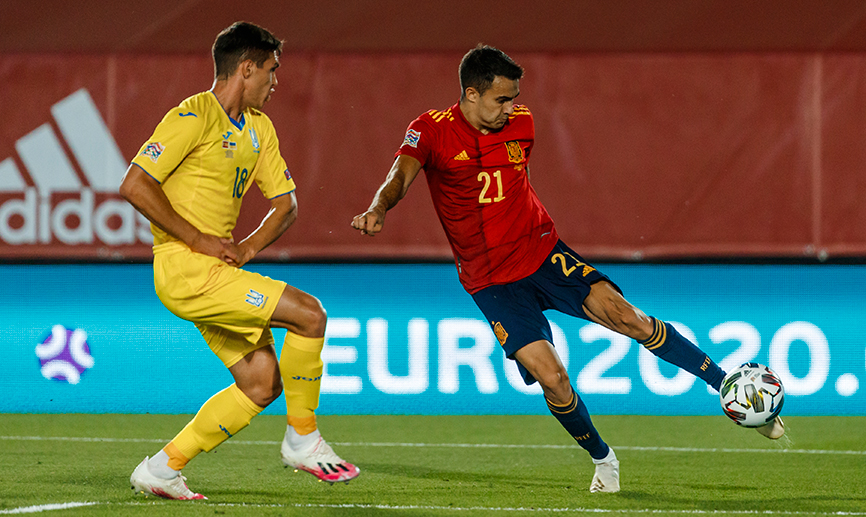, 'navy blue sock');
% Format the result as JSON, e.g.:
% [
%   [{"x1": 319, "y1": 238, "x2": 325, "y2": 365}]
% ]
[
  {"x1": 547, "y1": 389, "x2": 610, "y2": 460},
  {"x1": 640, "y1": 317, "x2": 725, "y2": 391}
]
